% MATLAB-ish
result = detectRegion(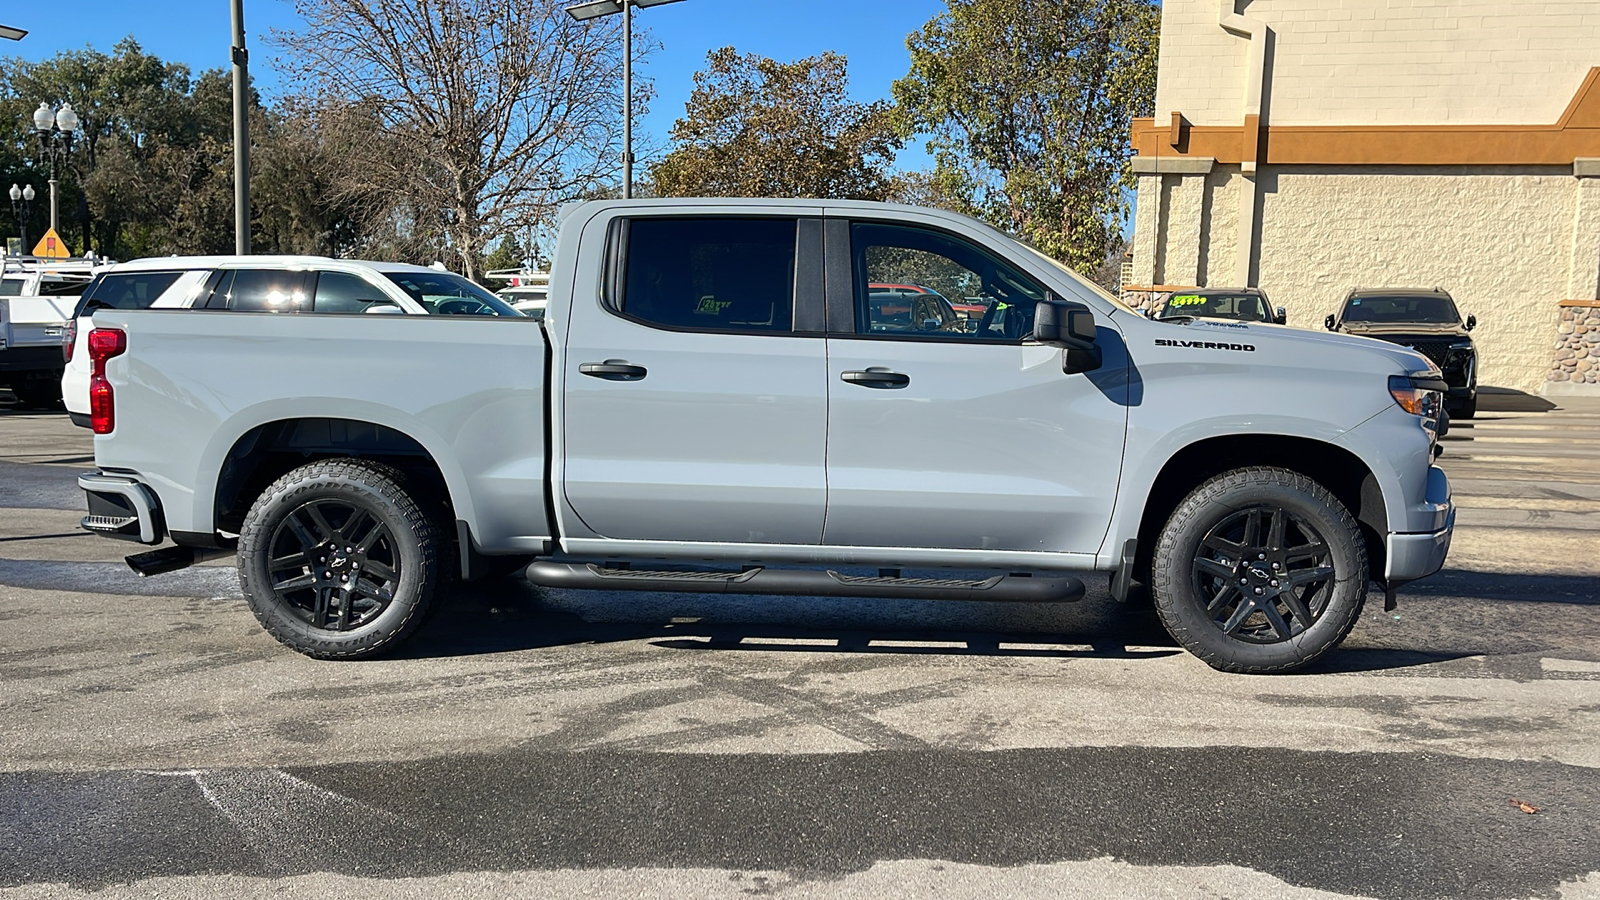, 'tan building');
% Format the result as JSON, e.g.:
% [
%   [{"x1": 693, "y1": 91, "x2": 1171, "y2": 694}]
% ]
[{"x1": 1128, "y1": 0, "x2": 1600, "y2": 394}]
